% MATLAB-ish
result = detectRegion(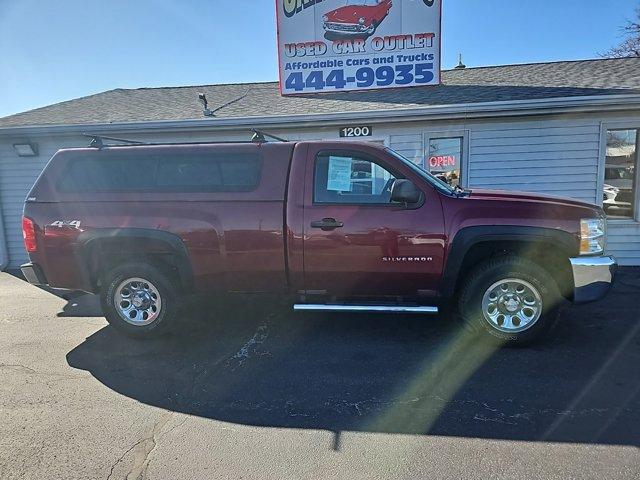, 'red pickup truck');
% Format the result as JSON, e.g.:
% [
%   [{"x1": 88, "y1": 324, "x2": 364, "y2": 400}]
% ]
[{"x1": 21, "y1": 138, "x2": 616, "y2": 345}]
